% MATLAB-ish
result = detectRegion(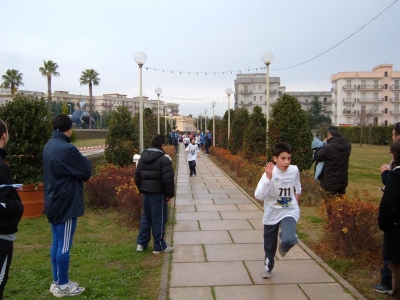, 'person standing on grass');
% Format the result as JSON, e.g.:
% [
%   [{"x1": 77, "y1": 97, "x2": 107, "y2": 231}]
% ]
[
  {"x1": 186, "y1": 137, "x2": 199, "y2": 177},
  {"x1": 254, "y1": 142, "x2": 301, "y2": 279},
  {"x1": 169, "y1": 128, "x2": 179, "y2": 155},
  {"x1": 135, "y1": 134, "x2": 175, "y2": 254},
  {"x1": 378, "y1": 138, "x2": 400, "y2": 300},
  {"x1": 0, "y1": 120, "x2": 24, "y2": 300},
  {"x1": 315, "y1": 126, "x2": 351, "y2": 196},
  {"x1": 43, "y1": 114, "x2": 92, "y2": 297},
  {"x1": 374, "y1": 123, "x2": 400, "y2": 295}
]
